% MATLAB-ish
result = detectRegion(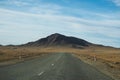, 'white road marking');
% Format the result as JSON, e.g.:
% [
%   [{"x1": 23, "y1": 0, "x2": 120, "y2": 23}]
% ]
[
  {"x1": 51, "y1": 64, "x2": 54, "y2": 66},
  {"x1": 38, "y1": 71, "x2": 44, "y2": 76}
]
